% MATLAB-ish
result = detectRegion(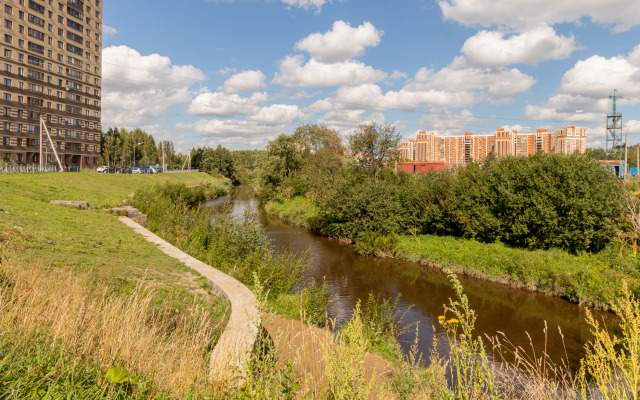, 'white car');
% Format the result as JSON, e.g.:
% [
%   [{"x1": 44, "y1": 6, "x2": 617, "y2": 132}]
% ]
[
  {"x1": 97, "y1": 166, "x2": 109, "y2": 173},
  {"x1": 131, "y1": 167, "x2": 142, "y2": 174}
]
